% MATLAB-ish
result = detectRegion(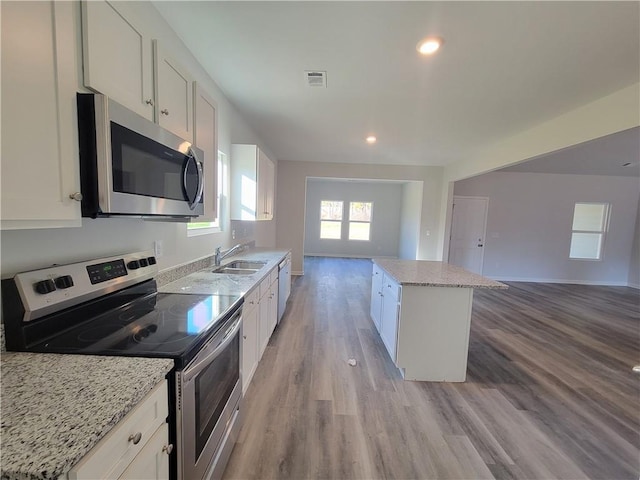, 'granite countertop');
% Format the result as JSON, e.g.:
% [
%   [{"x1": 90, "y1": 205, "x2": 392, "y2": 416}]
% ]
[
  {"x1": 159, "y1": 248, "x2": 290, "y2": 296},
  {"x1": 373, "y1": 258, "x2": 507, "y2": 289},
  {"x1": 1, "y1": 353, "x2": 174, "y2": 480}
]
